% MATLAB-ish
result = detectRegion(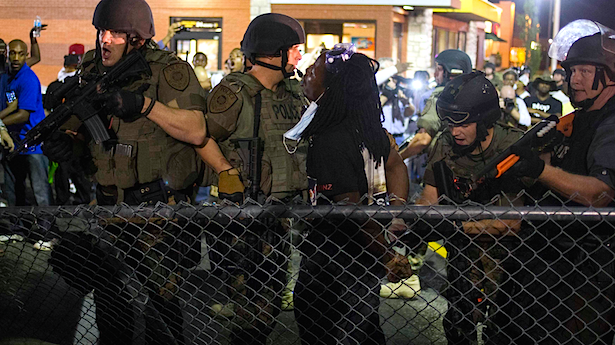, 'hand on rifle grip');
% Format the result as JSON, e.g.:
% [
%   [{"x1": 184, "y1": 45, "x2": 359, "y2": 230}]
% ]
[{"x1": 507, "y1": 145, "x2": 545, "y2": 179}]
